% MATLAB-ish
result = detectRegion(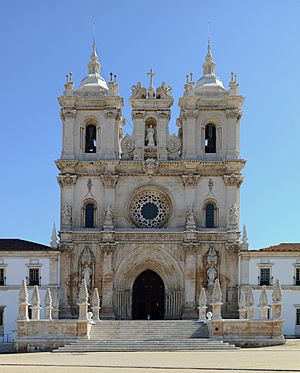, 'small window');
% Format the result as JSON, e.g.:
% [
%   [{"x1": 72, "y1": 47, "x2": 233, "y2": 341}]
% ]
[
  {"x1": 296, "y1": 309, "x2": 300, "y2": 325},
  {"x1": 0, "y1": 308, "x2": 3, "y2": 326},
  {"x1": 205, "y1": 203, "x2": 215, "y2": 228},
  {"x1": 85, "y1": 125, "x2": 96, "y2": 153},
  {"x1": 260, "y1": 268, "x2": 270, "y2": 286},
  {"x1": 0, "y1": 269, "x2": 5, "y2": 286},
  {"x1": 85, "y1": 203, "x2": 95, "y2": 228},
  {"x1": 295, "y1": 268, "x2": 300, "y2": 286},
  {"x1": 29, "y1": 268, "x2": 40, "y2": 286},
  {"x1": 205, "y1": 124, "x2": 216, "y2": 153}
]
